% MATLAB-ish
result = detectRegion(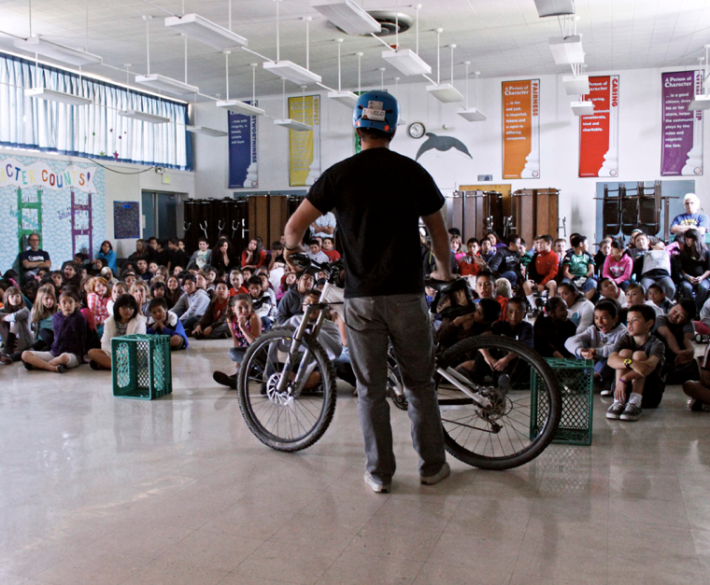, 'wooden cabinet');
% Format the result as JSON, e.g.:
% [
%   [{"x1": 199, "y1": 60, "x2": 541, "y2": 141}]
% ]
[{"x1": 511, "y1": 188, "x2": 559, "y2": 243}]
